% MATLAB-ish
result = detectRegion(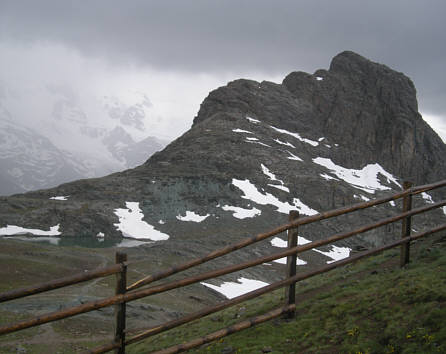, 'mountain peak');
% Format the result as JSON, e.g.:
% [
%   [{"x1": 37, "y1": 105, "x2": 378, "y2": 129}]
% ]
[
  {"x1": 329, "y1": 50, "x2": 376, "y2": 72},
  {"x1": 328, "y1": 50, "x2": 418, "y2": 109},
  {"x1": 191, "y1": 51, "x2": 443, "y2": 185},
  {"x1": 192, "y1": 79, "x2": 263, "y2": 127}
]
